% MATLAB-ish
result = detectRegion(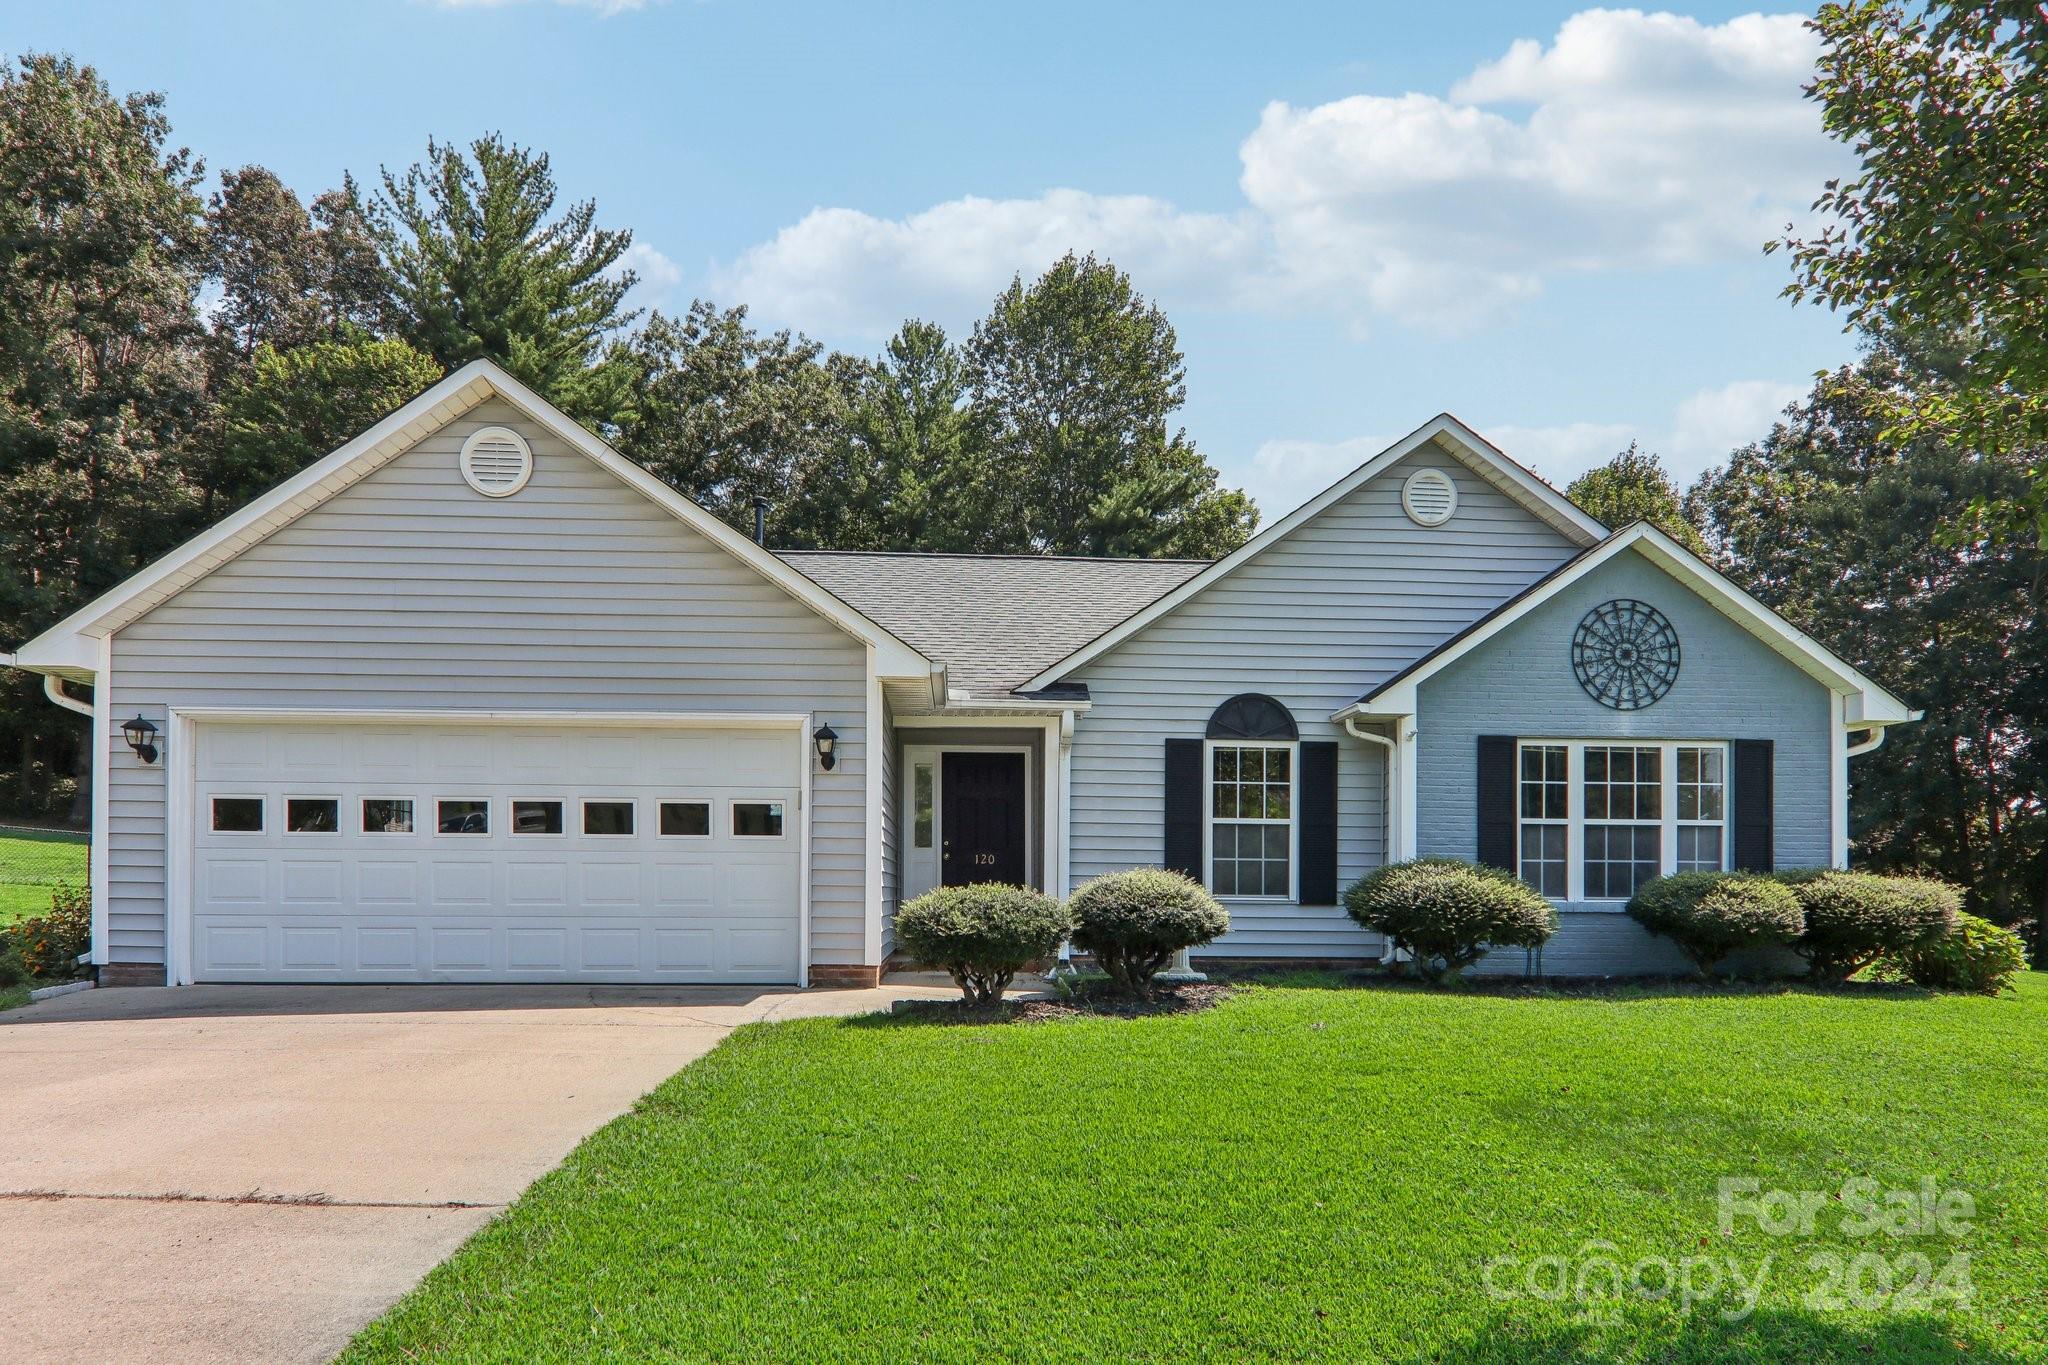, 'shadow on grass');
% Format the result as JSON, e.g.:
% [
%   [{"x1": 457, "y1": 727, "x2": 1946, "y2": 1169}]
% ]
[
  {"x1": 1210, "y1": 963, "x2": 1944, "y2": 1005},
  {"x1": 843, "y1": 982, "x2": 1233, "y2": 1030},
  {"x1": 1396, "y1": 1305, "x2": 2017, "y2": 1364}
]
